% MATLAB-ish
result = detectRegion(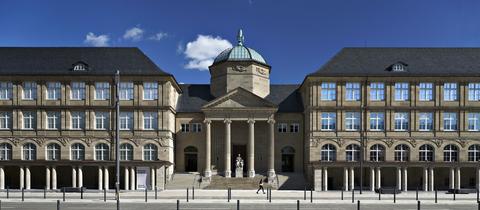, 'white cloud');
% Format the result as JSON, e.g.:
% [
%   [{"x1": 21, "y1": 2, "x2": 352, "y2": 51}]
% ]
[
  {"x1": 84, "y1": 32, "x2": 110, "y2": 47},
  {"x1": 123, "y1": 26, "x2": 144, "y2": 41},
  {"x1": 176, "y1": 41, "x2": 184, "y2": 54},
  {"x1": 149, "y1": 32, "x2": 168, "y2": 41},
  {"x1": 184, "y1": 35, "x2": 232, "y2": 70}
]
